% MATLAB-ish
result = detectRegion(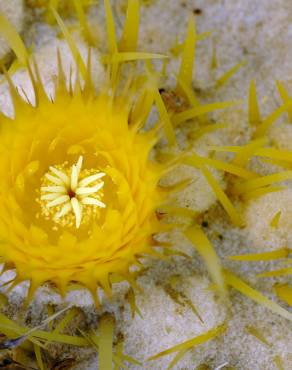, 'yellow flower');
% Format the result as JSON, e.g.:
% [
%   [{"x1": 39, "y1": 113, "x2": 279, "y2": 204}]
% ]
[
  {"x1": 0, "y1": 0, "x2": 228, "y2": 304},
  {"x1": 0, "y1": 53, "x2": 172, "y2": 302}
]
